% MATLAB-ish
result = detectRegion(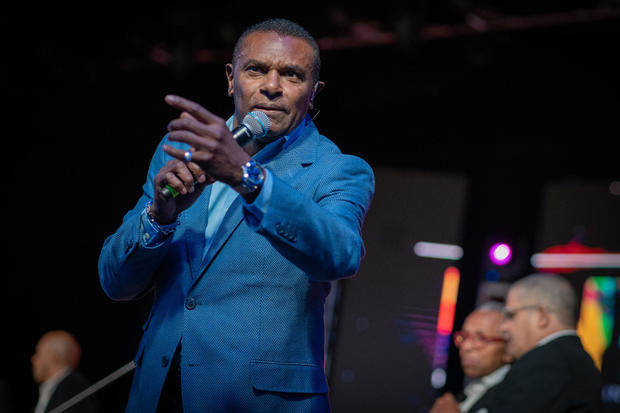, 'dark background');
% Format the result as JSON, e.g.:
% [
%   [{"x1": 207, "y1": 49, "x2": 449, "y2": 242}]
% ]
[{"x1": 2, "y1": 1, "x2": 619, "y2": 412}]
